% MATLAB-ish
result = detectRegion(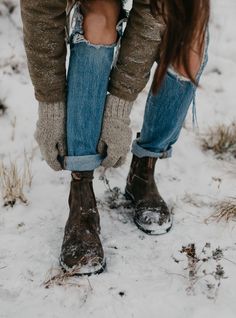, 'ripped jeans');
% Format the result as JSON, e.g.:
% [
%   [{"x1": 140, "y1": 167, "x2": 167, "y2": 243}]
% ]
[
  {"x1": 132, "y1": 34, "x2": 209, "y2": 159},
  {"x1": 63, "y1": 3, "x2": 124, "y2": 171},
  {"x1": 63, "y1": 3, "x2": 209, "y2": 171}
]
